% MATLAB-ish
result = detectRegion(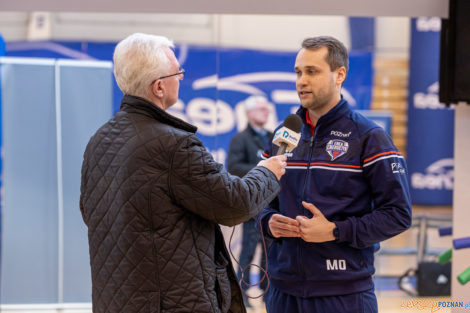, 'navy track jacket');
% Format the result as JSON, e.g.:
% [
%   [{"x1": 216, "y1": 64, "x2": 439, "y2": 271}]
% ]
[{"x1": 260, "y1": 99, "x2": 412, "y2": 297}]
